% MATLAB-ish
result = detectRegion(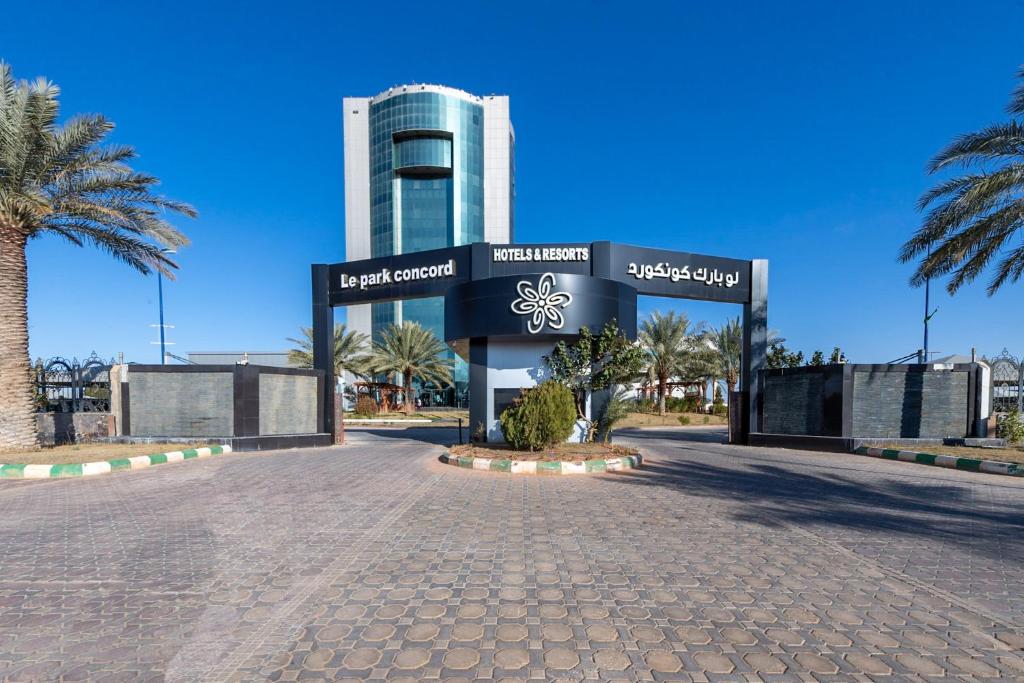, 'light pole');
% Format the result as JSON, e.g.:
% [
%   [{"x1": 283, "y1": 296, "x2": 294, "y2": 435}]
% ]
[
  {"x1": 921, "y1": 242, "x2": 938, "y2": 363},
  {"x1": 157, "y1": 249, "x2": 175, "y2": 364}
]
